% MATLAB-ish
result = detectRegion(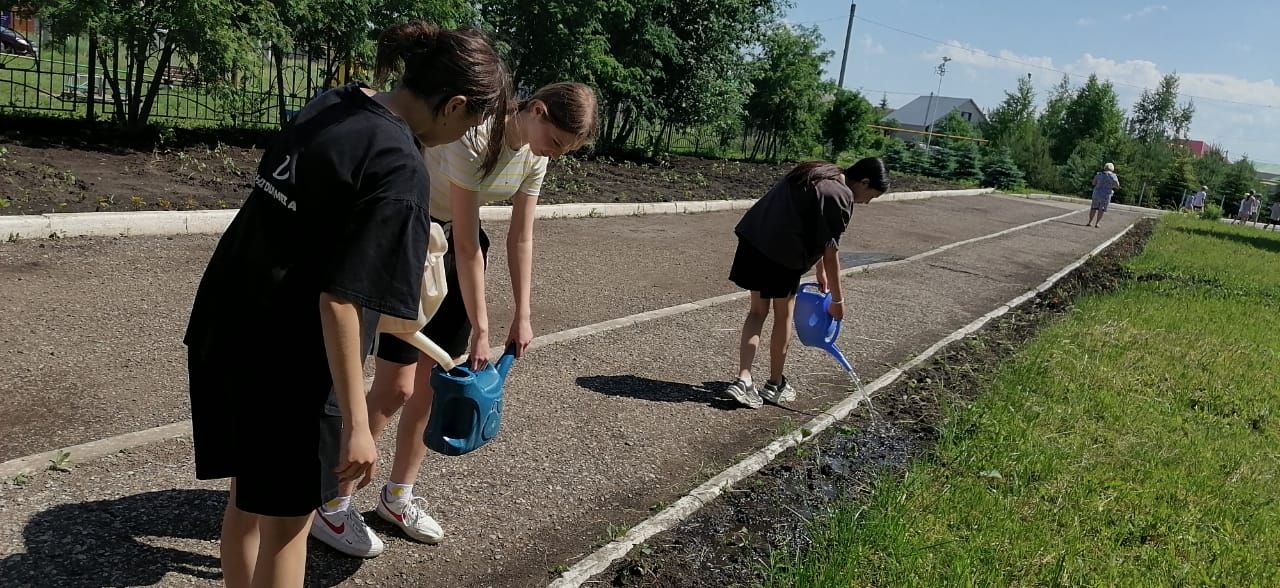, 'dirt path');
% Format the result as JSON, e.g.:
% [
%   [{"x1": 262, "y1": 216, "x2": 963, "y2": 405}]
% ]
[
  {"x1": 0, "y1": 195, "x2": 1064, "y2": 460},
  {"x1": 0, "y1": 202, "x2": 1141, "y2": 587}
]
